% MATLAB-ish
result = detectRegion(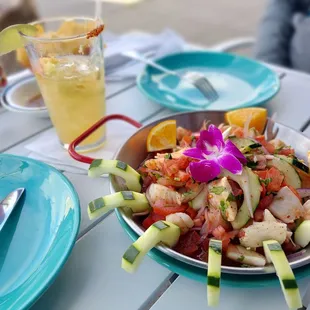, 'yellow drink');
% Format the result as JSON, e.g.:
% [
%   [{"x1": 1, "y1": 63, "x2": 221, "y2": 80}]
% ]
[{"x1": 35, "y1": 56, "x2": 106, "y2": 148}]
